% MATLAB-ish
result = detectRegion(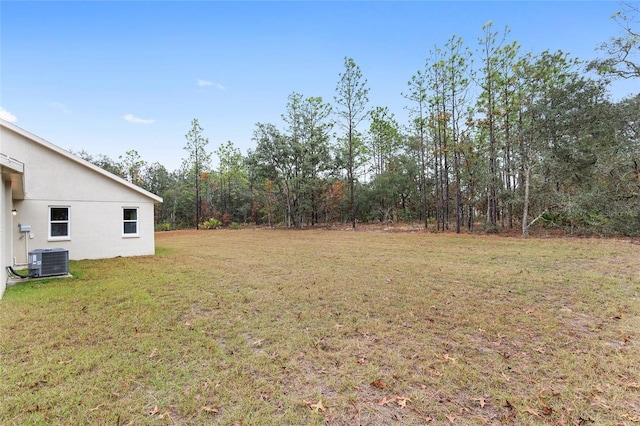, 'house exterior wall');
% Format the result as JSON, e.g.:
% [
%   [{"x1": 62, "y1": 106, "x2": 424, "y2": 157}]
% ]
[
  {"x1": 10, "y1": 199, "x2": 156, "y2": 263},
  {"x1": 1, "y1": 150, "x2": 24, "y2": 298},
  {"x1": 1, "y1": 122, "x2": 161, "y2": 268},
  {"x1": 1, "y1": 179, "x2": 11, "y2": 297}
]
